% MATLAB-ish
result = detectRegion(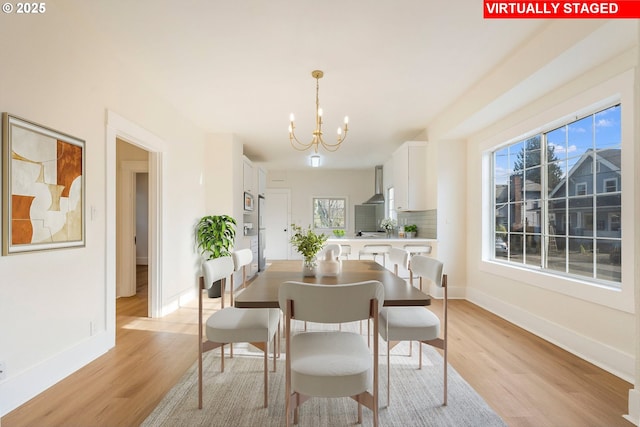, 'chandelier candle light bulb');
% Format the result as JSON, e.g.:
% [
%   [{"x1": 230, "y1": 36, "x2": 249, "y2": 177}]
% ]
[{"x1": 289, "y1": 69, "x2": 349, "y2": 154}]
